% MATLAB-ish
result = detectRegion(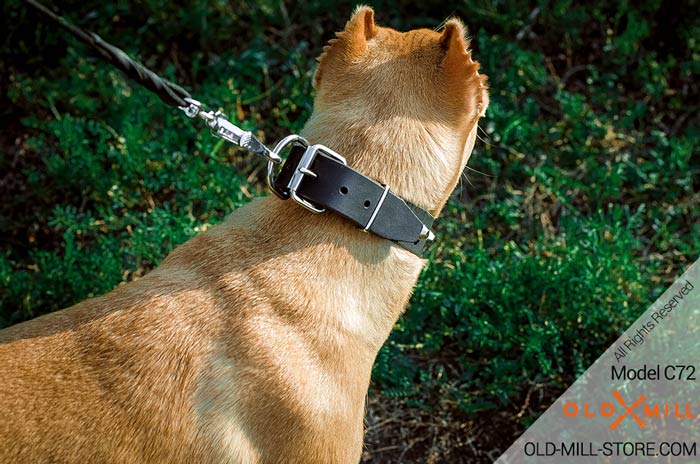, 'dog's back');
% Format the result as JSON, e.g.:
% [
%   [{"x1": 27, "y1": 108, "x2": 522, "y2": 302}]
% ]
[
  {"x1": 0, "y1": 255, "x2": 211, "y2": 462},
  {"x1": 0, "y1": 198, "x2": 371, "y2": 463}
]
